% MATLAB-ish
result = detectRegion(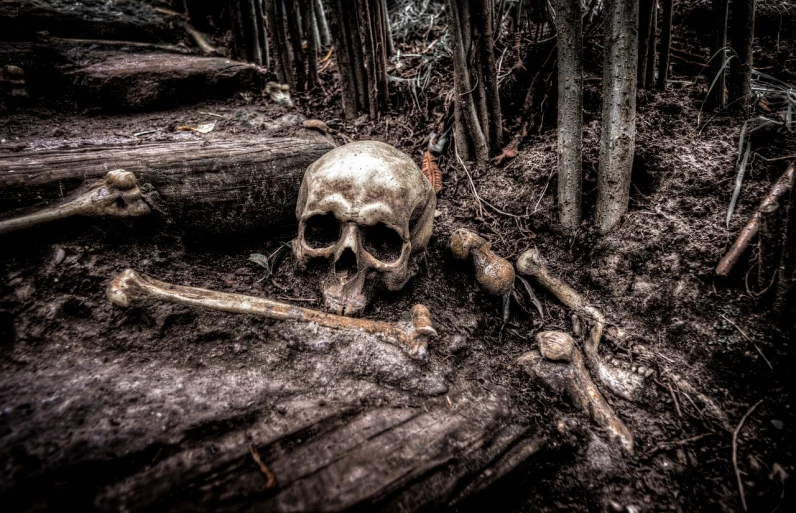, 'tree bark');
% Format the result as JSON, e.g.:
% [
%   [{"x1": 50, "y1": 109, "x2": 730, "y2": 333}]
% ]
[
  {"x1": 254, "y1": 0, "x2": 270, "y2": 68},
  {"x1": 300, "y1": 0, "x2": 320, "y2": 88},
  {"x1": 445, "y1": 0, "x2": 492, "y2": 166},
  {"x1": 325, "y1": 0, "x2": 360, "y2": 118},
  {"x1": 637, "y1": 0, "x2": 654, "y2": 87},
  {"x1": 728, "y1": 0, "x2": 756, "y2": 112},
  {"x1": 553, "y1": 0, "x2": 583, "y2": 231},
  {"x1": 644, "y1": 1, "x2": 657, "y2": 87},
  {"x1": 228, "y1": 0, "x2": 249, "y2": 61},
  {"x1": 656, "y1": 0, "x2": 673, "y2": 90},
  {"x1": 243, "y1": 0, "x2": 264, "y2": 65},
  {"x1": 285, "y1": 0, "x2": 308, "y2": 91},
  {"x1": 0, "y1": 137, "x2": 332, "y2": 237},
  {"x1": 313, "y1": 0, "x2": 332, "y2": 46},
  {"x1": 595, "y1": 0, "x2": 639, "y2": 234},
  {"x1": 266, "y1": 0, "x2": 292, "y2": 85},
  {"x1": 47, "y1": 51, "x2": 270, "y2": 111},
  {"x1": 775, "y1": 165, "x2": 796, "y2": 323},
  {"x1": 380, "y1": 0, "x2": 395, "y2": 56},
  {"x1": 473, "y1": 0, "x2": 503, "y2": 152},
  {"x1": 706, "y1": 0, "x2": 729, "y2": 108}
]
